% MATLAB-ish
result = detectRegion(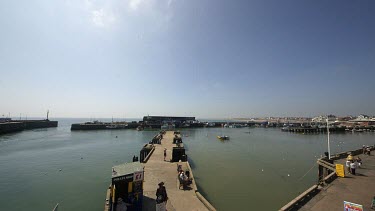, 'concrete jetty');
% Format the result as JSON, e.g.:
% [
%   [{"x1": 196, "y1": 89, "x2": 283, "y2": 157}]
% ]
[
  {"x1": 280, "y1": 147, "x2": 375, "y2": 211},
  {"x1": 299, "y1": 154, "x2": 375, "y2": 211},
  {"x1": 142, "y1": 131, "x2": 215, "y2": 211}
]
